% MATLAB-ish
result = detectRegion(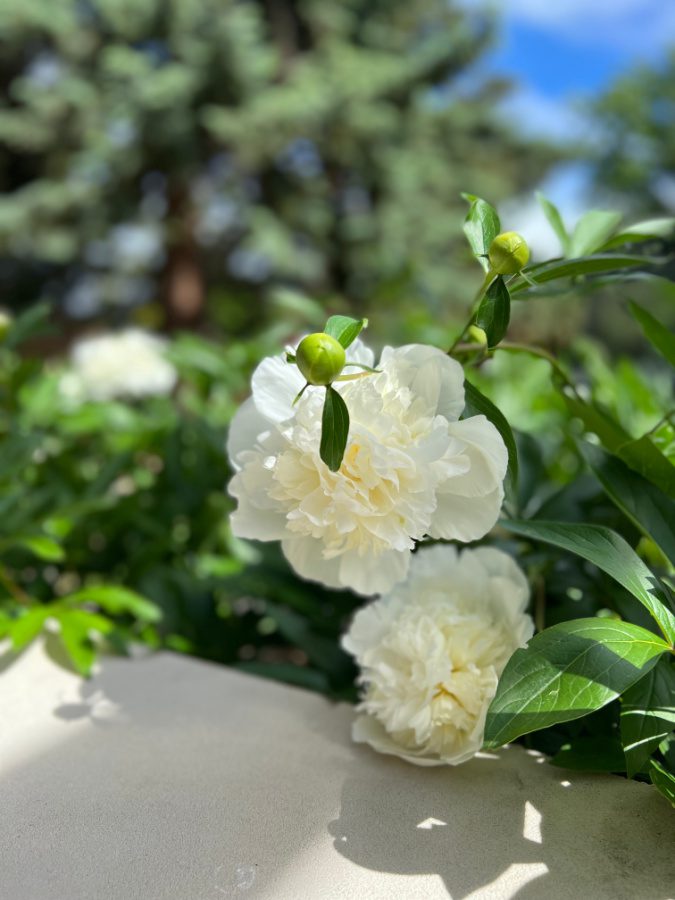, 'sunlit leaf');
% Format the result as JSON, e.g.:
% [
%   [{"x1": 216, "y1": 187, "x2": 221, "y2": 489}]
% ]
[
  {"x1": 462, "y1": 194, "x2": 500, "y2": 270},
  {"x1": 650, "y1": 758, "x2": 675, "y2": 807},
  {"x1": 621, "y1": 657, "x2": 675, "y2": 778},
  {"x1": 324, "y1": 316, "x2": 368, "y2": 350},
  {"x1": 568, "y1": 210, "x2": 622, "y2": 258},
  {"x1": 64, "y1": 585, "x2": 162, "y2": 623},
  {"x1": 484, "y1": 618, "x2": 669, "y2": 748},
  {"x1": 536, "y1": 191, "x2": 570, "y2": 256},
  {"x1": 510, "y1": 254, "x2": 660, "y2": 295}
]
